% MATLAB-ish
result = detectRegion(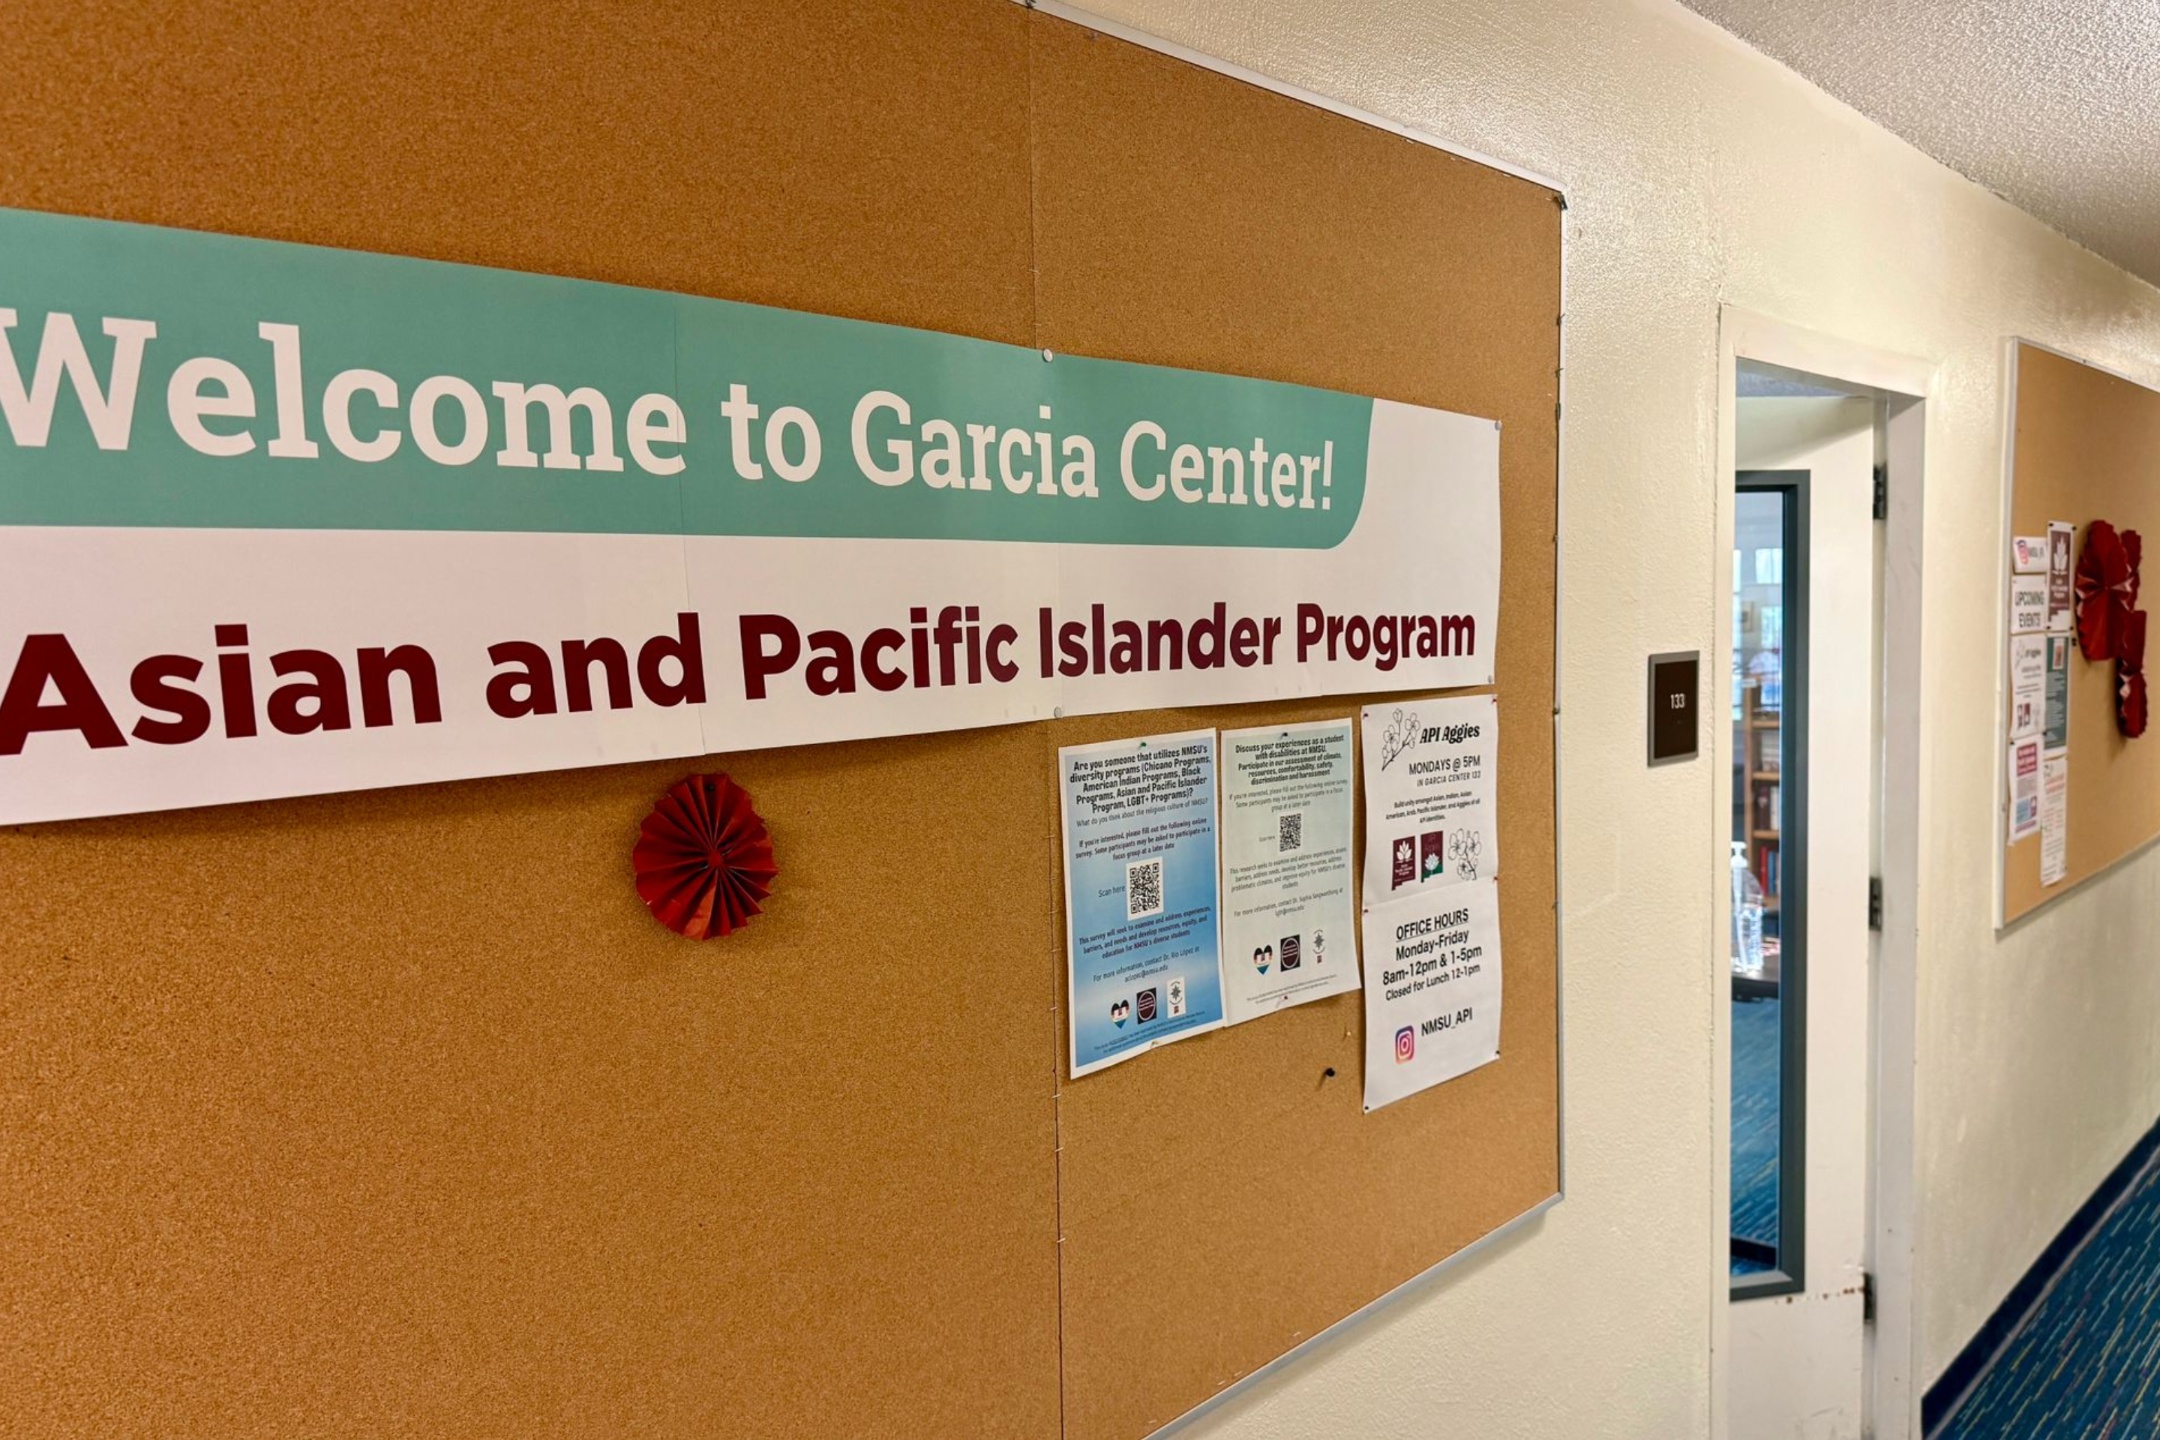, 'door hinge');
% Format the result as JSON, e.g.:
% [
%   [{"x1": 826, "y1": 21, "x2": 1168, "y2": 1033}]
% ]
[
  {"x1": 1872, "y1": 463, "x2": 1888, "y2": 521},
  {"x1": 1862, "y1": 1270, "x2": 1877, "y2": 1323},
  {"x1": 1868, "y1": 876, "x2": 1883, "y2": 931}
]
